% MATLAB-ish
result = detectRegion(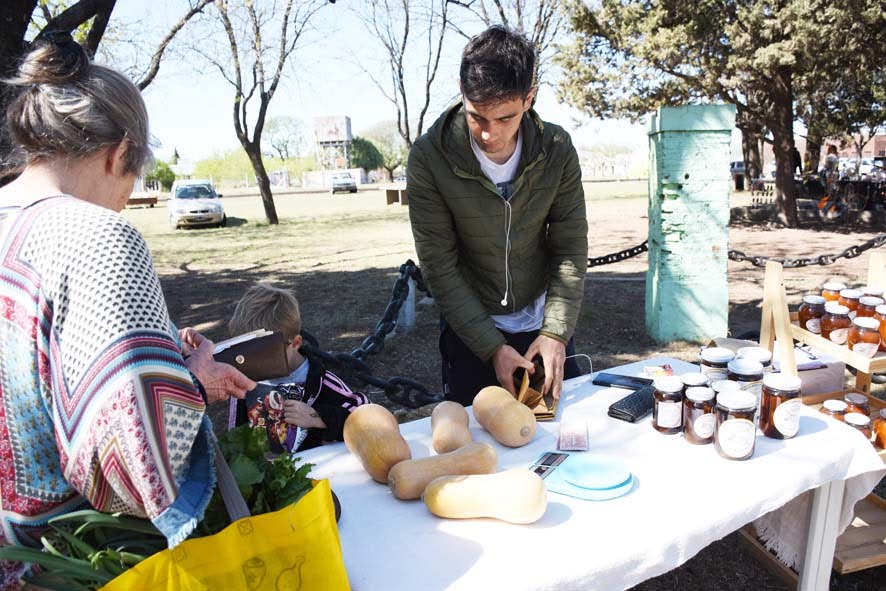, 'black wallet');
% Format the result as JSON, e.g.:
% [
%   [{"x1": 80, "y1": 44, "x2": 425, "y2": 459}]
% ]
[
  {"x1": 212, "y1": 330, "x2": 290, "y2": 381},
  {"x1": 607, "y1": 384, "x2": 655, "y2": 423}
]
